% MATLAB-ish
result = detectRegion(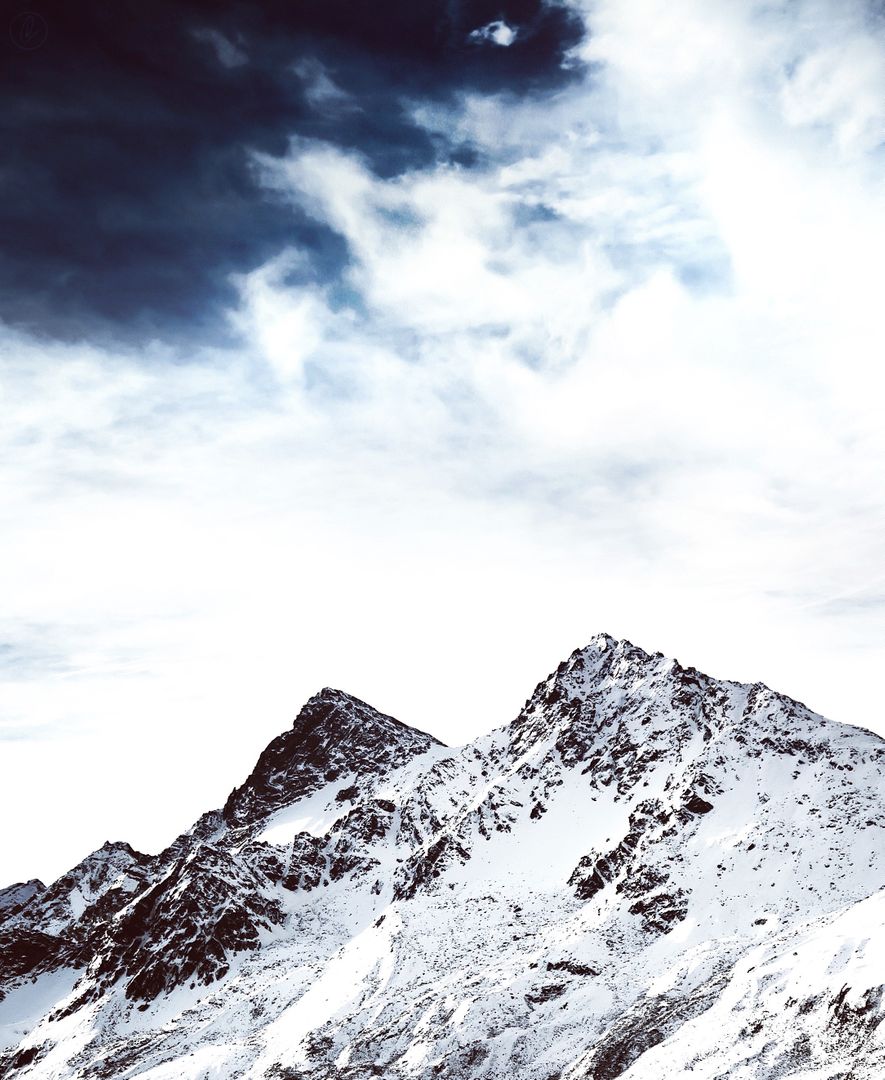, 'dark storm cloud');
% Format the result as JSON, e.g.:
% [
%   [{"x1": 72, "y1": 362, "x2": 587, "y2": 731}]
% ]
[{"x1": 1, "y1": 0, "x2": 584, "y2": 342}]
